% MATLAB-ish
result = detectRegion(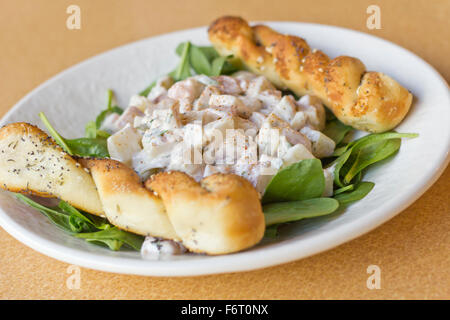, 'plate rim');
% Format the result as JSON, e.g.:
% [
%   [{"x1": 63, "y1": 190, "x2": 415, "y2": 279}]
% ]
[{"x1": 0, "y1": 21, "x2": 449, "y2": 276}]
